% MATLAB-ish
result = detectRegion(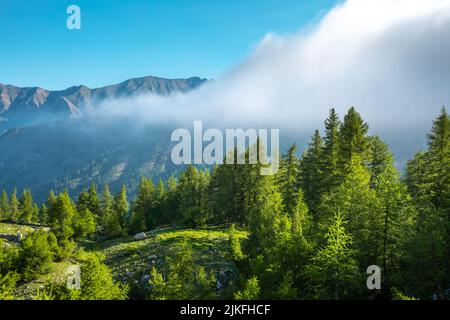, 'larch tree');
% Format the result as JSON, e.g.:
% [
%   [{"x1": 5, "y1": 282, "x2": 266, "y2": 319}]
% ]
[{"x1": 305, "y1": 211, "x2": 360, "y2": 300}]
